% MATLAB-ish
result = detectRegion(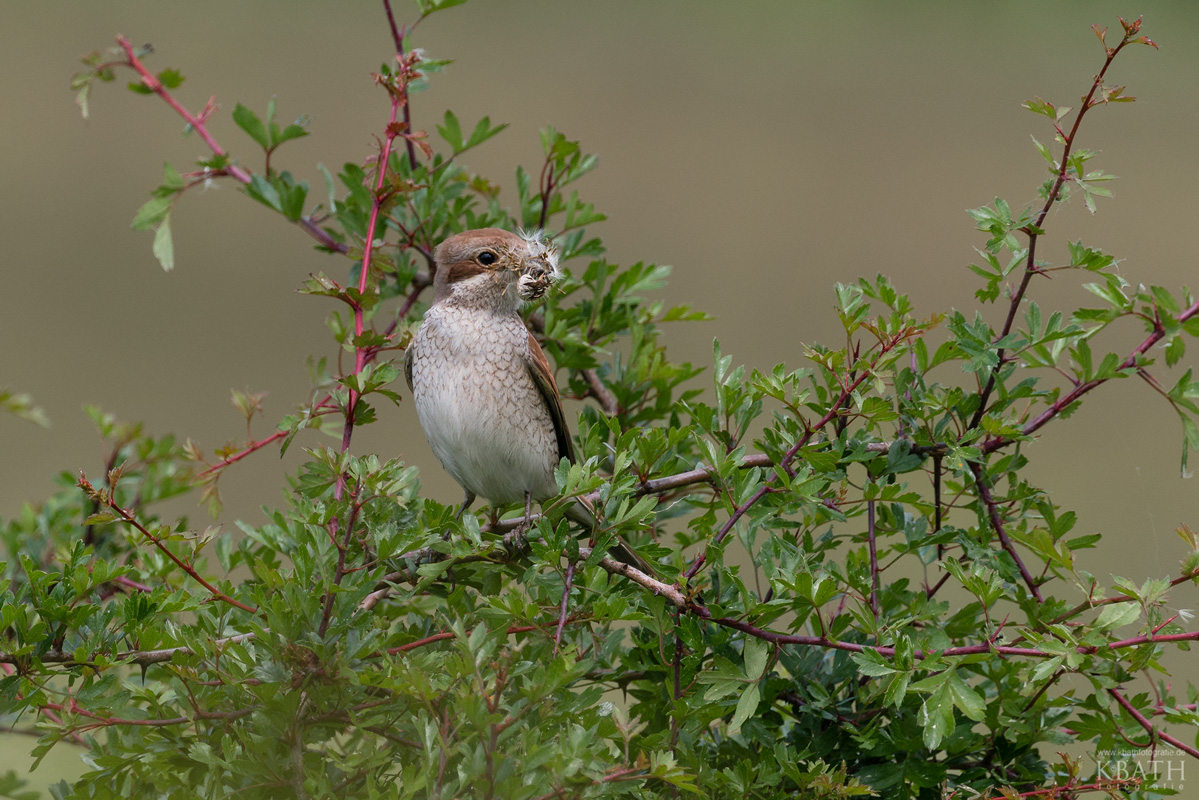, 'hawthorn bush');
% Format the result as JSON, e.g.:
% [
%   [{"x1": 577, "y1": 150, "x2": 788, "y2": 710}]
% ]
[{"x1": 3, "y1": 4, "x2": 1198, "y2": 799}]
